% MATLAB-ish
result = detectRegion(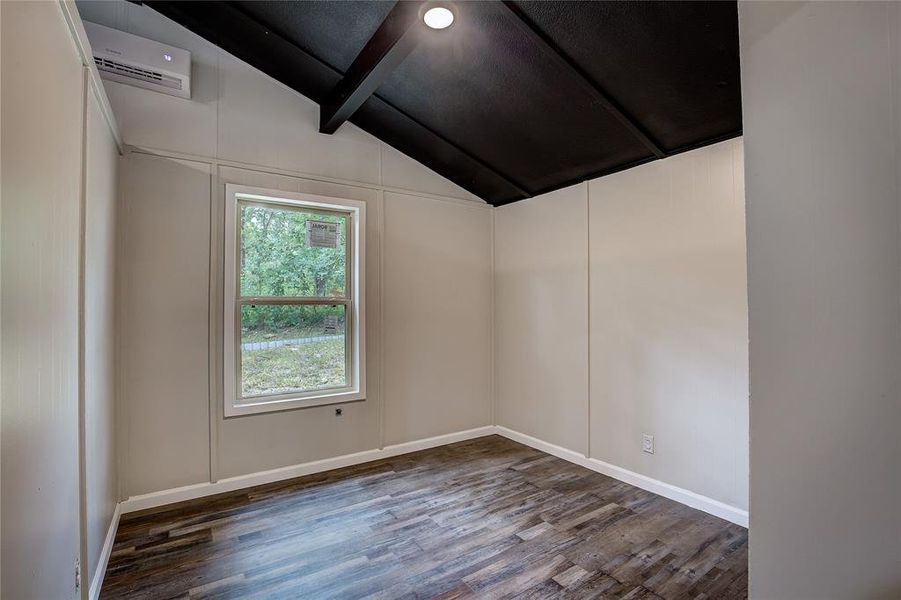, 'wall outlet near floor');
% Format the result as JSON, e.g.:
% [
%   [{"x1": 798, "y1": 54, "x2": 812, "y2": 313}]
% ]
[{"x1": 642, "y1": 434, "x2": 655, "y2": 454}]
